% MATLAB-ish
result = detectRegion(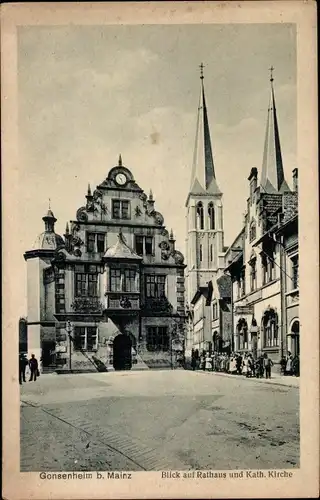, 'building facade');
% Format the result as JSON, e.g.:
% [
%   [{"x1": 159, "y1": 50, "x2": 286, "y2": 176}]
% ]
[
  {"x1": 24, "y1": 157, "x2": 186, "y2": 372},
  {"x1": 225, "y1": 74, "x2": 299, "y2": 370}
]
